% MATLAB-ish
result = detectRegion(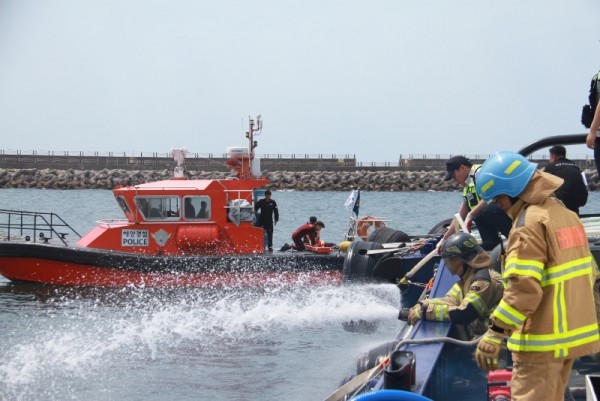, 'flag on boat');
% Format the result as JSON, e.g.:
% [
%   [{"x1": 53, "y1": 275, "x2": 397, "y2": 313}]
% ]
[
  {"x1": 344, "y1": 189, "x2": 360, "y2": 217},
  {"x1": 344, "y1": 190, "x2": 356, "y2": 211}
]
